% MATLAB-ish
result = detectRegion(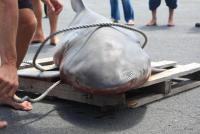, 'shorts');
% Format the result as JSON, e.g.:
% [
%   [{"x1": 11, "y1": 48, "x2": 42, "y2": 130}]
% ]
[{"x1": 18, "y1": 0, "x2": 33, "y2": 9}]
